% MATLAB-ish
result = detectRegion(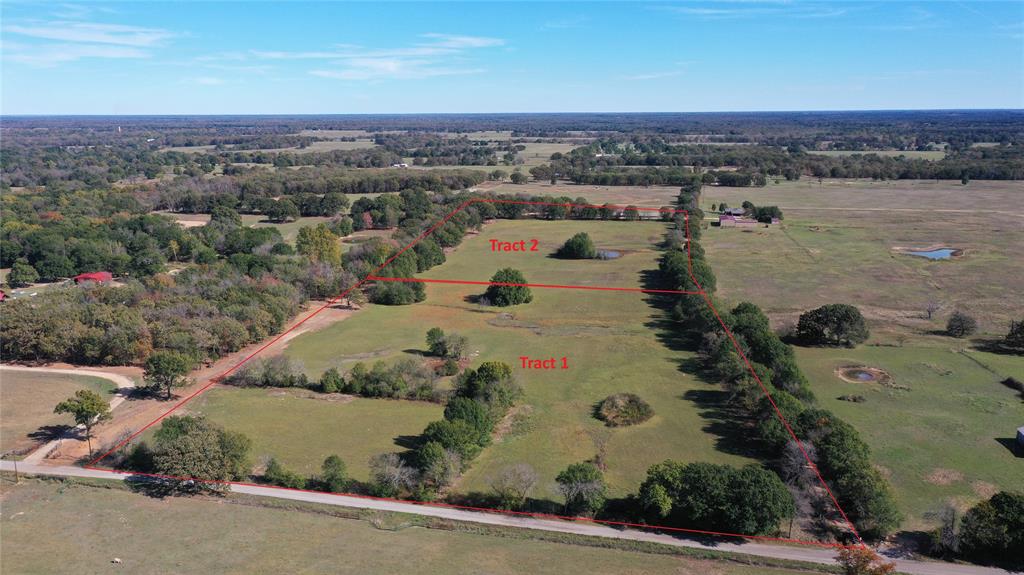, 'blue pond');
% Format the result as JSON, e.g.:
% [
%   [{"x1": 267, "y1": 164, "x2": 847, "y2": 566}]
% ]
[
  {"x1": 905, "y1": 248, "x2": 957, "y2": 260},
  {"x1": 597, "y1": 250, "x2": 621, "y2": 260}
]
